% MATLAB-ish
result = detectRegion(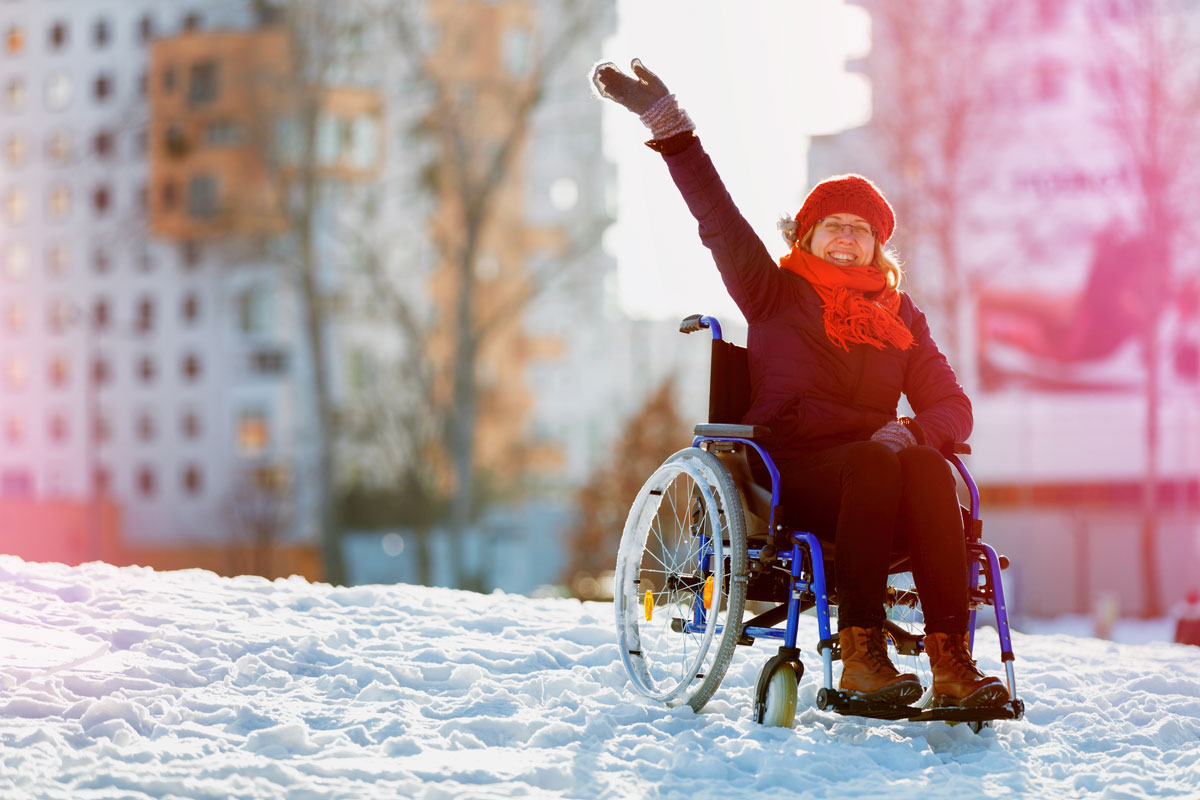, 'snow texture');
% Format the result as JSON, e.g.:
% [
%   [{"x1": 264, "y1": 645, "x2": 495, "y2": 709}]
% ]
[{"x1": 2, "y1": 555, "x2": 1199, "y2": 799}]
